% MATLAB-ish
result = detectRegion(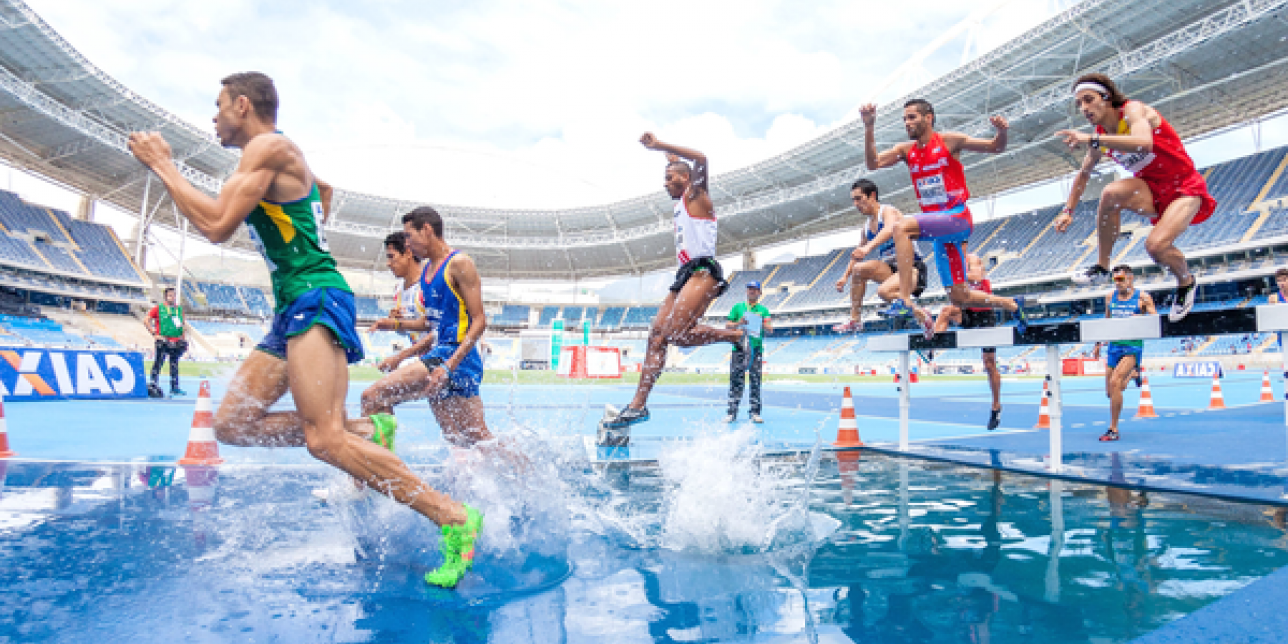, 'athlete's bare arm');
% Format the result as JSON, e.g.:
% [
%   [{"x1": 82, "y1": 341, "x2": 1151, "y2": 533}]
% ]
[
  {"x1": 942, "y1": 115, "x2": 1009, "y2": 155},
  {"x1": 128, "y1": 132, "x2": 307, "y2": 244},
  {"x1": 860, "y1": 104, "x2": 908, "y2": 170},
  {"x1": 1104, "y1": 294, "x2": 1113, "y2": 319},
  {"x1": 1053, "y1": 147, "x2": 1104, "y2": 233},
  {"x1": 374, "y1": 330, "x2": 437, "y2": 373},
  {"x1": 1140, "y1": 292, "x2": 1157, "y2": 315},
  {"x1": 1057, "y1": 101, "x2": 1157, "y2": 155},
  {"x1": 442, "y1": 254, "x2": 488, "y2": 374},
  {"x1": 641, "y1": 133, "x2": 713, "y2": 219}
]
